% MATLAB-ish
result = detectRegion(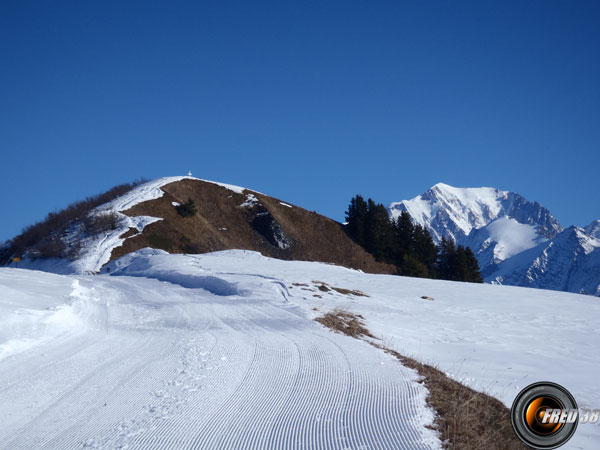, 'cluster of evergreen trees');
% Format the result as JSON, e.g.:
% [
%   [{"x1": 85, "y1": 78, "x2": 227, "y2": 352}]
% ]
[{"x1": 345, "y1": 195, "x2": 483, "y2": 282}]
